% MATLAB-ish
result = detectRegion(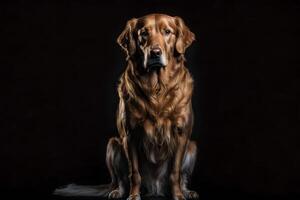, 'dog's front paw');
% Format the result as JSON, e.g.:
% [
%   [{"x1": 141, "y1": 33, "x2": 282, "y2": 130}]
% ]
[
  {"x1": 108, "y1": 189, "x2": 125, "y2": 199},
  {"x1": 183, "y1": 190, "x2": 199, "y2": 199},
  {"x1": 127, "y1": 194, "x2": 141, "y2": 200},
  {"x1": 173, "y1": 194, "x2": 186, "y2": 200}
]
